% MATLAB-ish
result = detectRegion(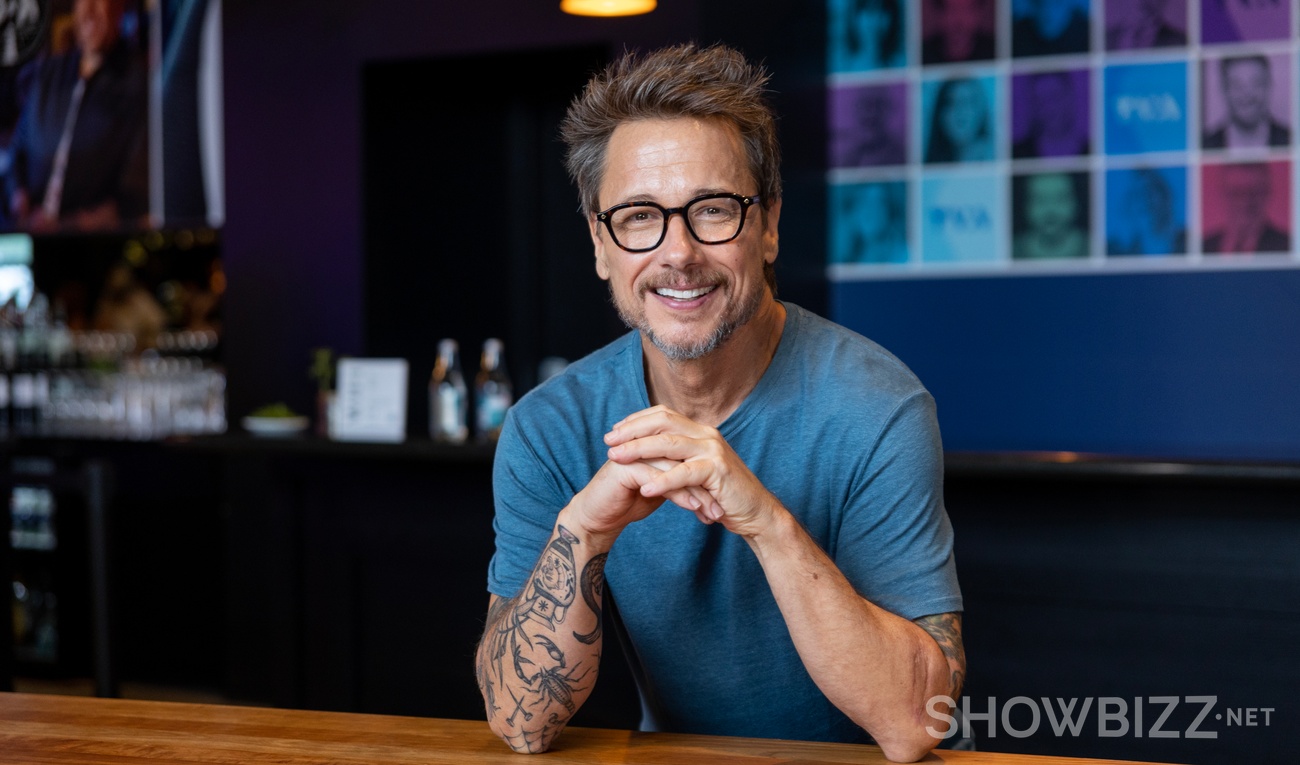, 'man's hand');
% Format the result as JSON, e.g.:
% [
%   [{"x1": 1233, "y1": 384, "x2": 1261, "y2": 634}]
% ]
[
  {"x1": 565, "y1": 458, "x2": 675, "y2": 547},
  {"x1": 603, "y1": 405, "x2": 782, "y2": 538}
]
